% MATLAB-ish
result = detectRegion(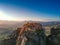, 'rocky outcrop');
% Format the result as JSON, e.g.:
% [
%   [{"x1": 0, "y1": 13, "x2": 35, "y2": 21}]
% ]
[
  {"x1": 47, "y1": 27, "x2": 60, "y2": 45},
  {"x1": 1, "y1": 28, "x2": 21, "y2": 45},
  {"x1": 16, "y1": 22, "x2": 46, "y2": 45},
  {"x1": 1, "y1": 22, "x2": 60, "y2": 45}
]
